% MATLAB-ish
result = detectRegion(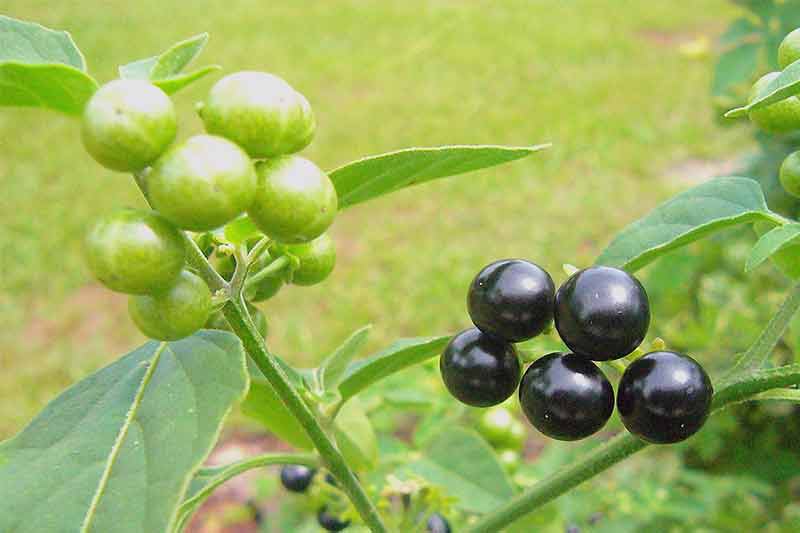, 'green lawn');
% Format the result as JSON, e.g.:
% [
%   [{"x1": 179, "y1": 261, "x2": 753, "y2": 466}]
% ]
[{"x1": 0, "y1": 0, "x2": 745, "y2": 438}]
